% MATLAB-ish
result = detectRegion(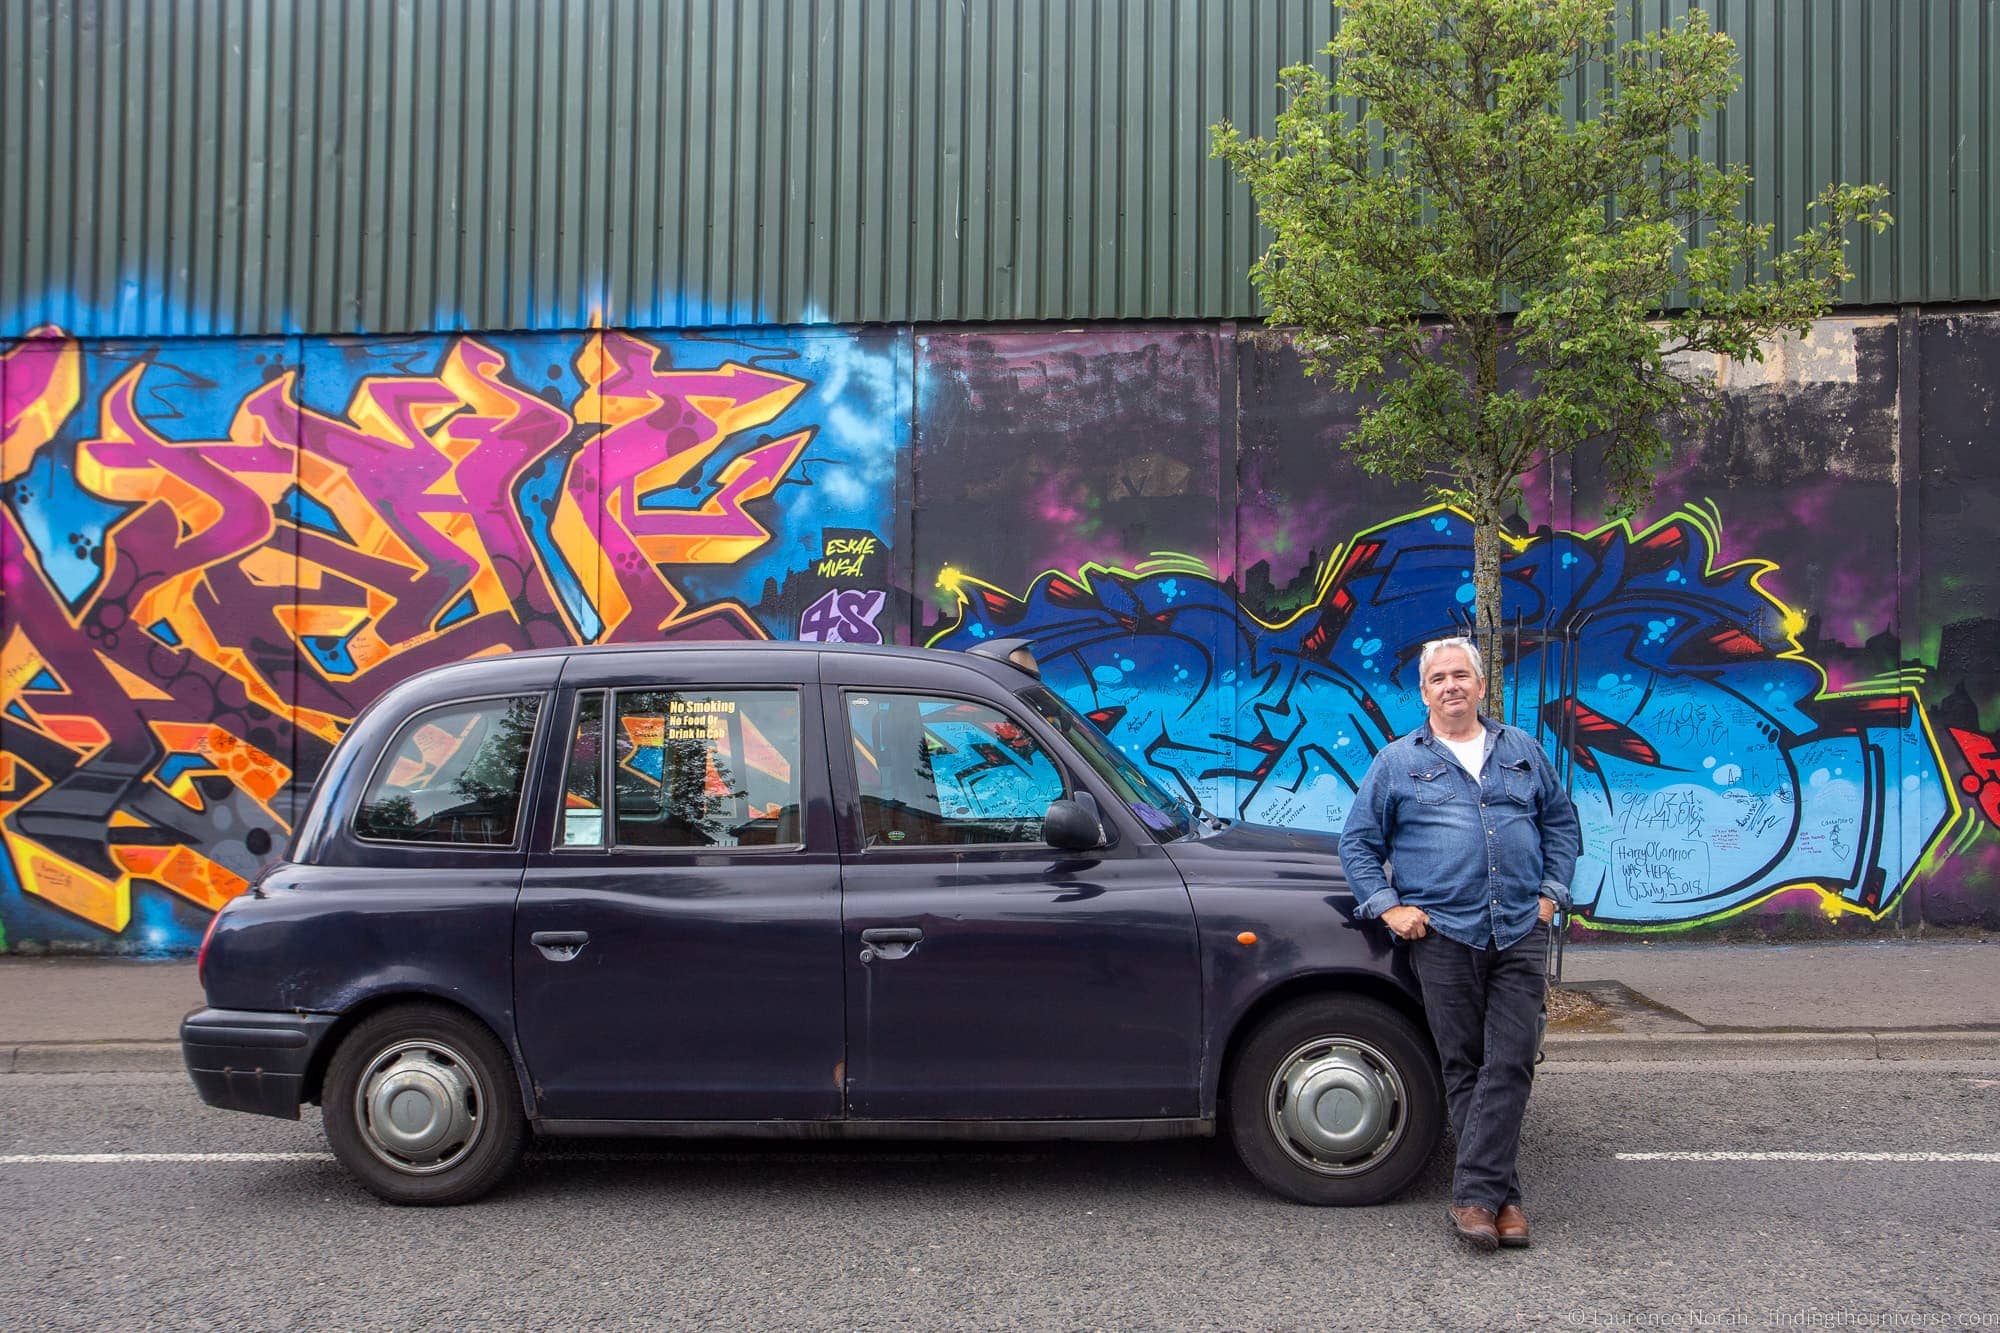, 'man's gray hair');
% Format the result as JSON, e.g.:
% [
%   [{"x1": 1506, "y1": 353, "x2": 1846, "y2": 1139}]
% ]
[{"x1": 1419, "y1": 635, "x2": 1485, "y2": 681}]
